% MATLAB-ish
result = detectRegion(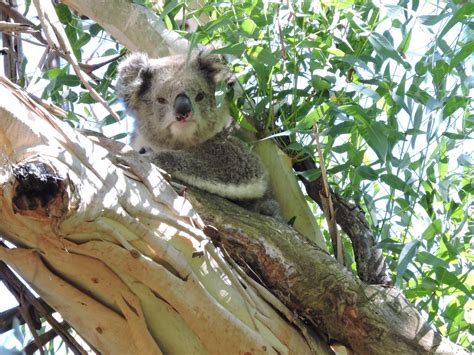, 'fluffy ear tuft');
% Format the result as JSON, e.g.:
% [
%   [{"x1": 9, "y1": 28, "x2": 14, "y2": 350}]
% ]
[
  {"x1": 117, "y1": 53, "x2": 152, "y2": 108},
  {"x1": 194, "y1": 50, "x2": 230, "y2": 85}
]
